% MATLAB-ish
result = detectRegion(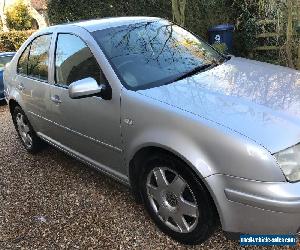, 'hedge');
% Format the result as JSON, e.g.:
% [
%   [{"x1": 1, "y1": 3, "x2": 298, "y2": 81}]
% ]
[
  {"x1": 0, "y1": 30, "x2": 35, "y2": 52},
  {"x1": 47, "y1": 0, "x2": 233, "y2": 42},
  {"x1": 184, "y1": 0, "x2": 232, "y2": 39},
  {"x1": 48, "y1": 0, "x2": 173, "y2": 25}
]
